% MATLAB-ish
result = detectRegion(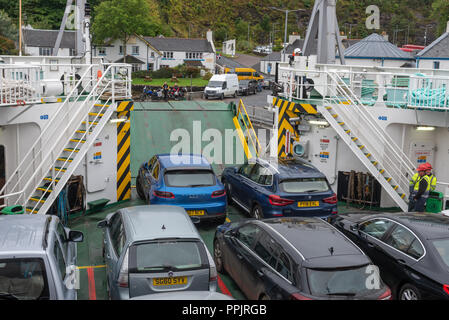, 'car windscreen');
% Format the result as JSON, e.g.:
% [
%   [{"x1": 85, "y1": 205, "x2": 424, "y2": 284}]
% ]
[
  {"x1": 280, "y1": 178, "x2": 330, "y2": 193},
  {"x1": 307, "y1": 265, "x2": 380, "y2": 297},
  {"x1": 164, "y1": 170, "x2": 216, "y2": 187},
  {"x1": 129, "y1": 240, "x2": 208, "y2": 273},
  {"x1": 432, "y1": 238, "x2": 449, "y2": 268},
  {"x1": 208, "y1": 81, "x2": 224, "y2": 88},
  {"x1": 0, "y1": 258, "x2": 49, "y2": 300}
]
